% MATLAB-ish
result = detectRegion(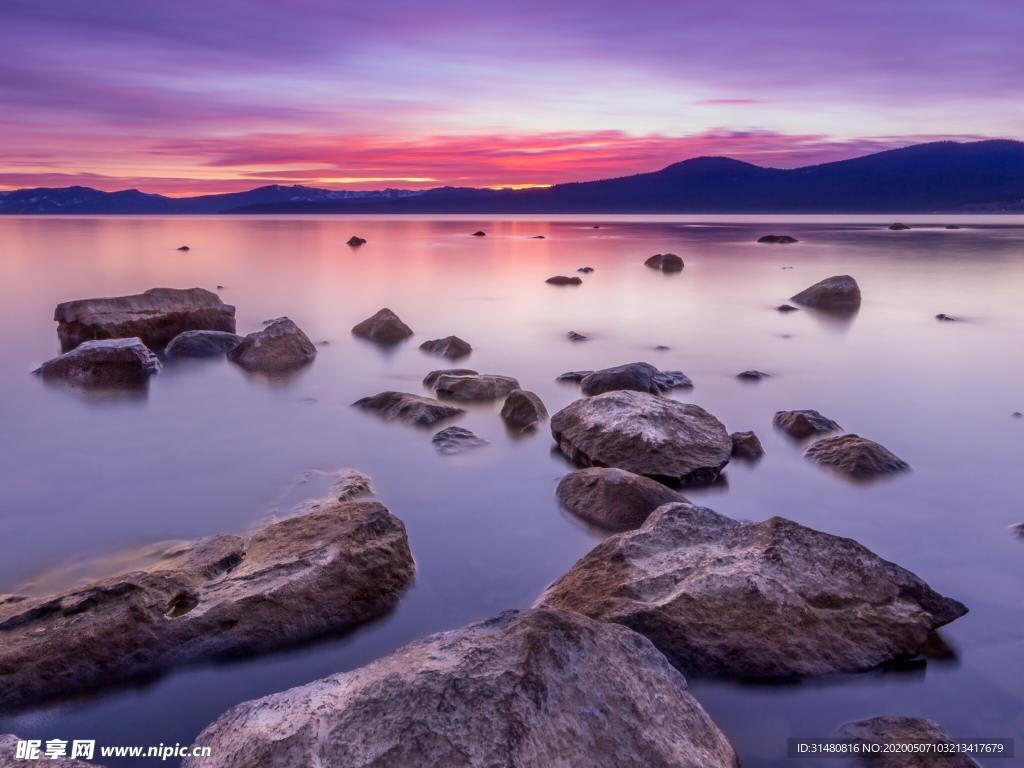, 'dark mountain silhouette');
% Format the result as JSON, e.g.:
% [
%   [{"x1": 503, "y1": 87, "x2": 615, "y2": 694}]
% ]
[{"x1": 2, "y1": 140, "x2": 1023, "y2": 215}]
